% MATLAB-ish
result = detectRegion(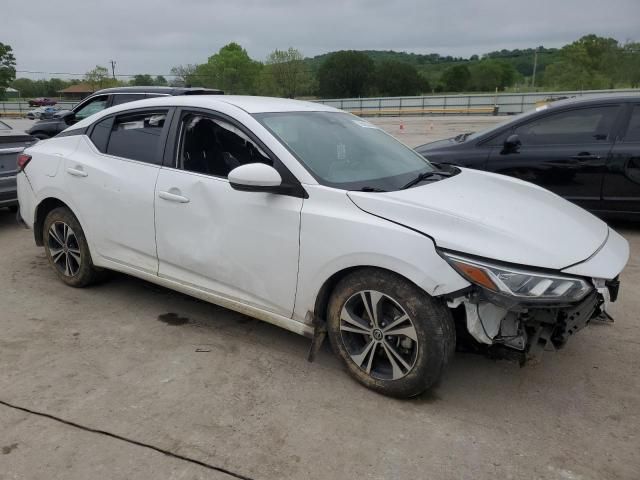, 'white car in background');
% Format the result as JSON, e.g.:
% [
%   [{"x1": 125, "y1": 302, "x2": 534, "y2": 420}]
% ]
[{"x1": 16, "y1": 96, "x2": 629, "y2": 397}]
